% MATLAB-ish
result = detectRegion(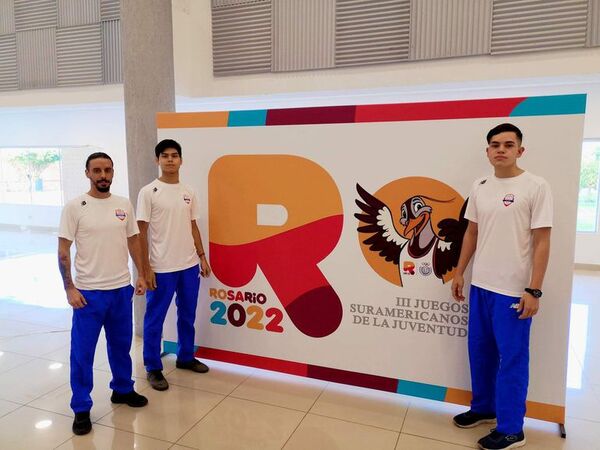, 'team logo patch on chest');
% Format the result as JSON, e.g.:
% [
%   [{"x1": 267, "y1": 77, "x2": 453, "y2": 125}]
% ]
[
  {"x1": 503, "y1": 194, "x2": 515, "y2": 207},
  {"x1": 419, "y1": 263, "x2": 432, "y2": 276},
  {"x1": 115, "y1": 209, "x2": 126, "y2": 220},
  {"x1": 183, "y1": 194, "x2": 191, "y2": 204}
]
